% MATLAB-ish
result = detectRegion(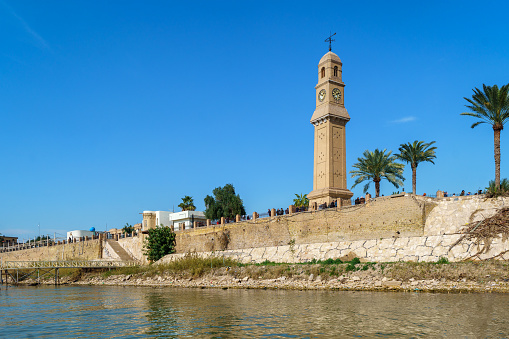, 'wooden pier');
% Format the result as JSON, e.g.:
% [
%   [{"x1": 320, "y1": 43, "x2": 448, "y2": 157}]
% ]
[{"x1": 0, "y1": 260, "x2": 138, "y2": 285}]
